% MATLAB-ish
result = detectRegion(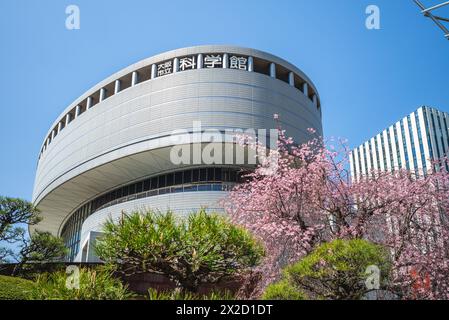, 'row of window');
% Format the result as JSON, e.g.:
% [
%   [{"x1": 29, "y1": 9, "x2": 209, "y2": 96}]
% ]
[
  {"x1": 352, "y1": 107, "x2": 449, "y2": 180},
  {"x1": 427, "y1": 108, "x2": 449, "y2": 172},
  {"x1": 61, "y1": 202, "x2": 90, "y2": 262},
  {"x1": 60, "y1": 167, "x2": 244, "y2": 261},
  {"x1": 353, "y1": 115, "x2": 422, "y2": 178},
  {"x1": 91, "y1": 167, "x2": 243, "y2": 212},
  {"x1": 38, "y1": 52, "x2": 321, "y2": 161}
]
